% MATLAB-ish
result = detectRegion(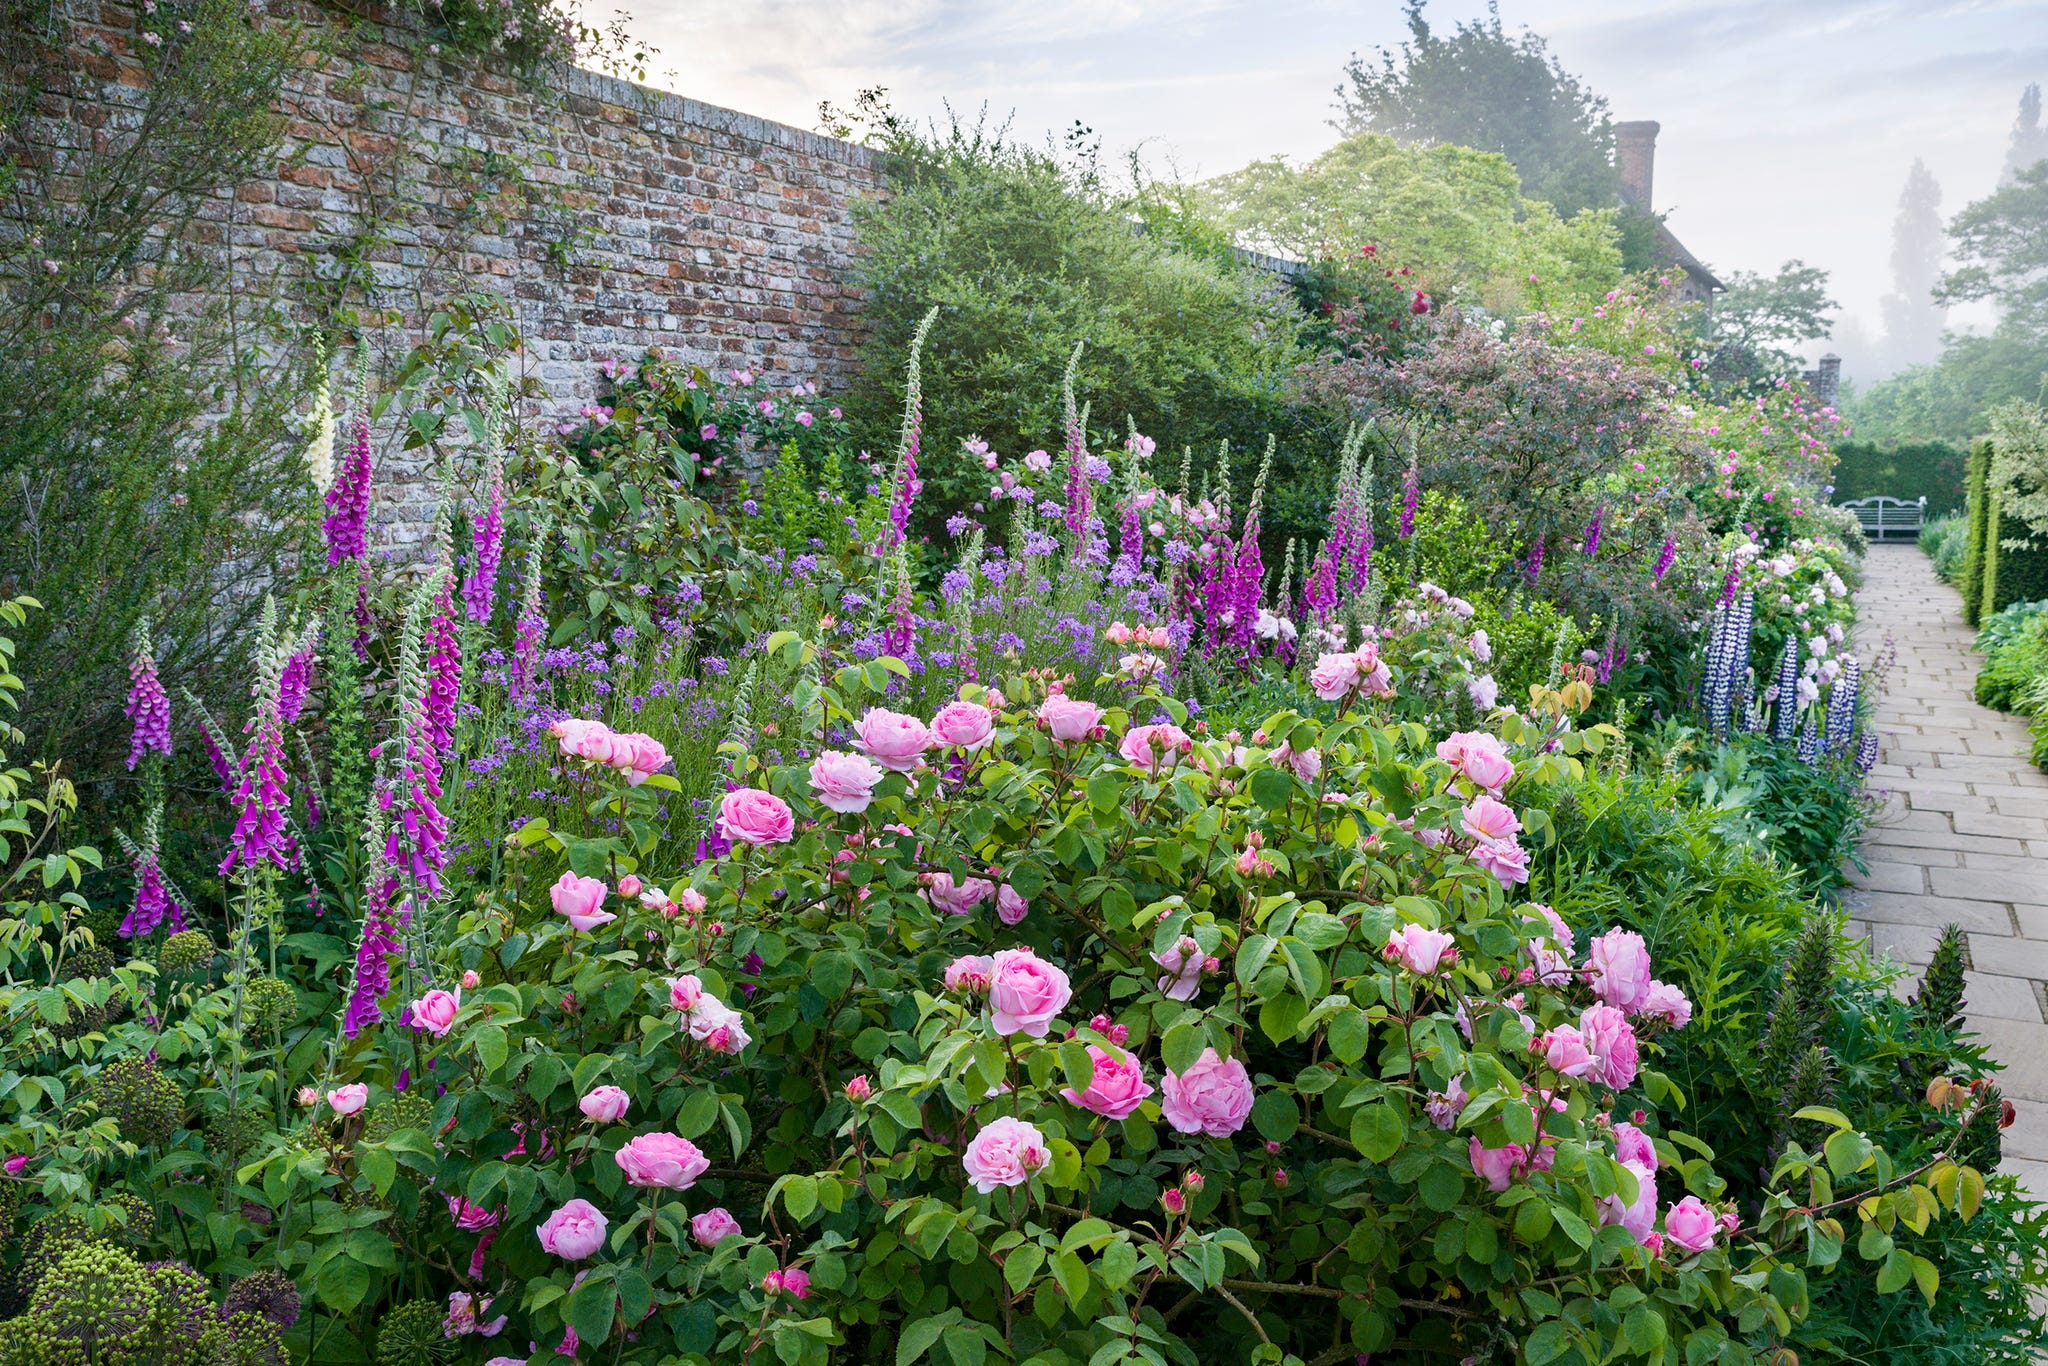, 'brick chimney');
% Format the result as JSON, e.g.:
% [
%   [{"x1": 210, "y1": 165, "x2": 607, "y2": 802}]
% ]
[{"x1": 1615, "y1": 120, "x2": 1660, "y2": 209}]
